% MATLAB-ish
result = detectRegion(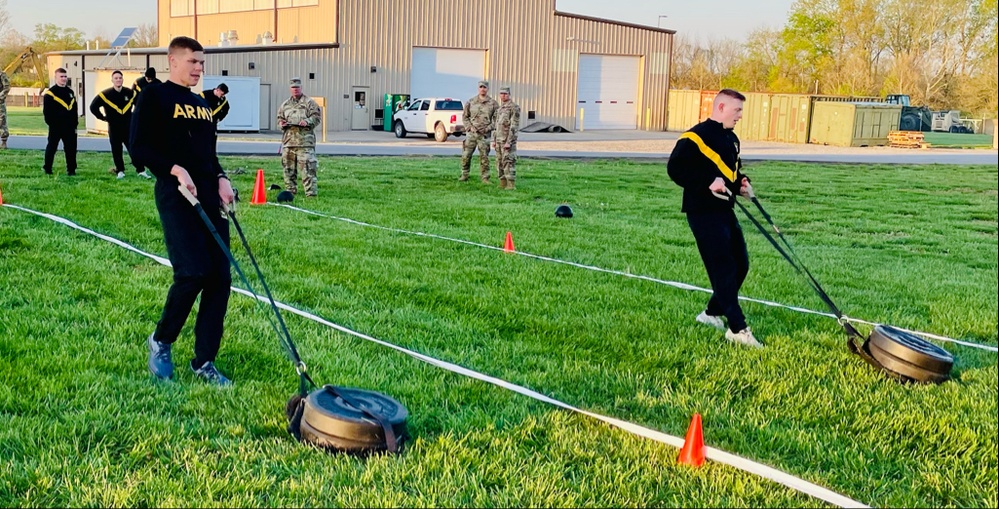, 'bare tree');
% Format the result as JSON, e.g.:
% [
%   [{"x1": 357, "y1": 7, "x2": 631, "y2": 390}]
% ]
[
  {"x1": 128, "y1": 23, "x2": 158, "y2": 48},
  {"x1": 0, "y1": 0, "x2": 11, "y2": 38}
]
